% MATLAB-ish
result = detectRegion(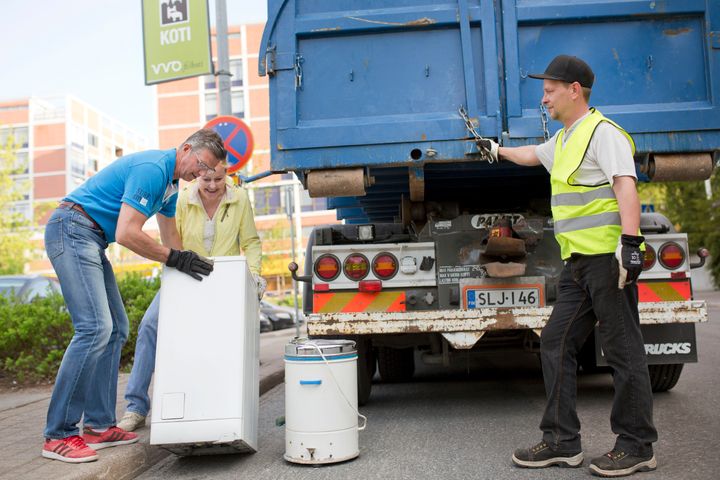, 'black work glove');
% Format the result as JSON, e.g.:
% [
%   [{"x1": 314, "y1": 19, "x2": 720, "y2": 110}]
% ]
[
  {"x1": 166, "y1": 249, "x2": 214, "y2": 281},
  {"x1": 615, "y1": 234, "x2": 644, "y2": 289}
]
